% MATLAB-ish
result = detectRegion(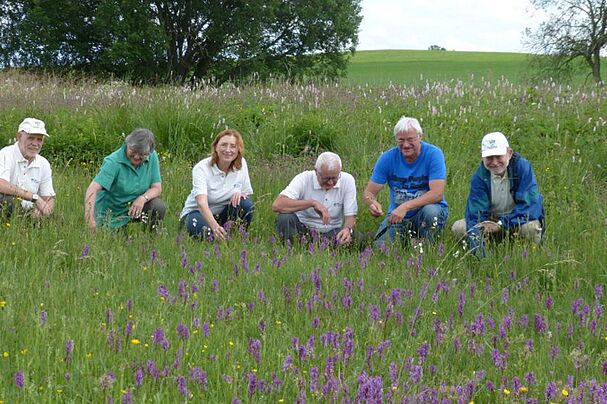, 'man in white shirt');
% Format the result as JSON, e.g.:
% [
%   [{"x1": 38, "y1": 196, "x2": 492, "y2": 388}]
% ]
[
  {"x1": 0, "y1": 118, "x2": 56, "y2": 217},
  {"x1": 272, "y1": 152, "x2": 359, "y2": 246}
]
